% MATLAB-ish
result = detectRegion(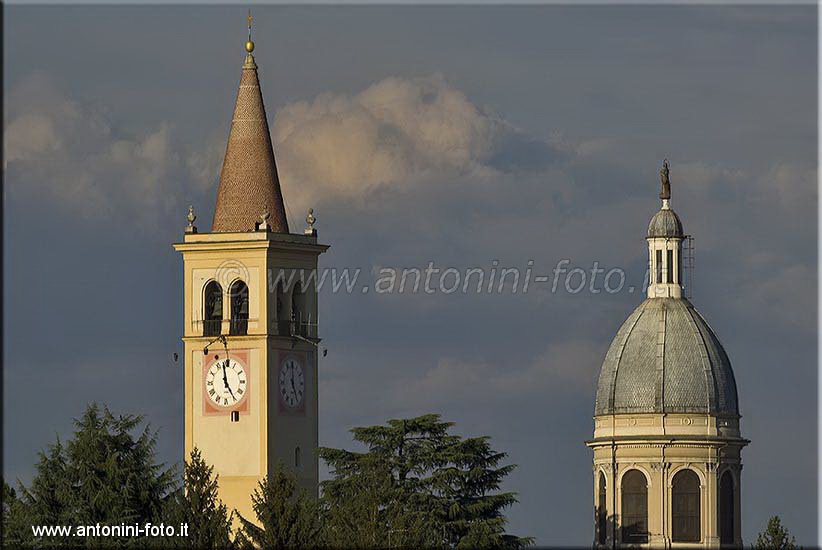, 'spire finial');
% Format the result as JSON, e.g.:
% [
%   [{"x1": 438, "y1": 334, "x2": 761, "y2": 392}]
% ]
[
  {"x1": 245, "y1": 9, "x2": 255, "y2": 53},
  {"x1": 305, "y1": 208, "x2": 317, "y2": 236},
  {"x1": 185, "y1": 205, "x2": 198, "y2": 234},
  {"x1": 255, "y1": 210, "x2": 271, "y2": 232},
  {"x1": 659, "y1": 158, "x2": 671, "y2": 201}
]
